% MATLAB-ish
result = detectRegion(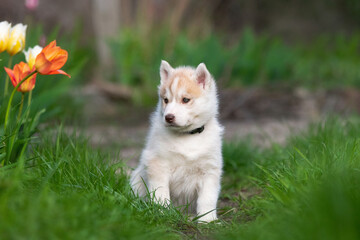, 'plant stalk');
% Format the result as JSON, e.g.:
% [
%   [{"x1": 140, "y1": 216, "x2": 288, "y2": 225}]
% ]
[
  {"x1": 4, "y1": 56, "x2": 13, "y2": 96},
  {"x1": 25, "y1": 90, "x2": 33, "y2": 119},
  {"x1": 17, "y1": 93, "x2": 25, "y2": 122},
  {"x1": 27, "y1": 90, "x2": 32, "y2": 108}
]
